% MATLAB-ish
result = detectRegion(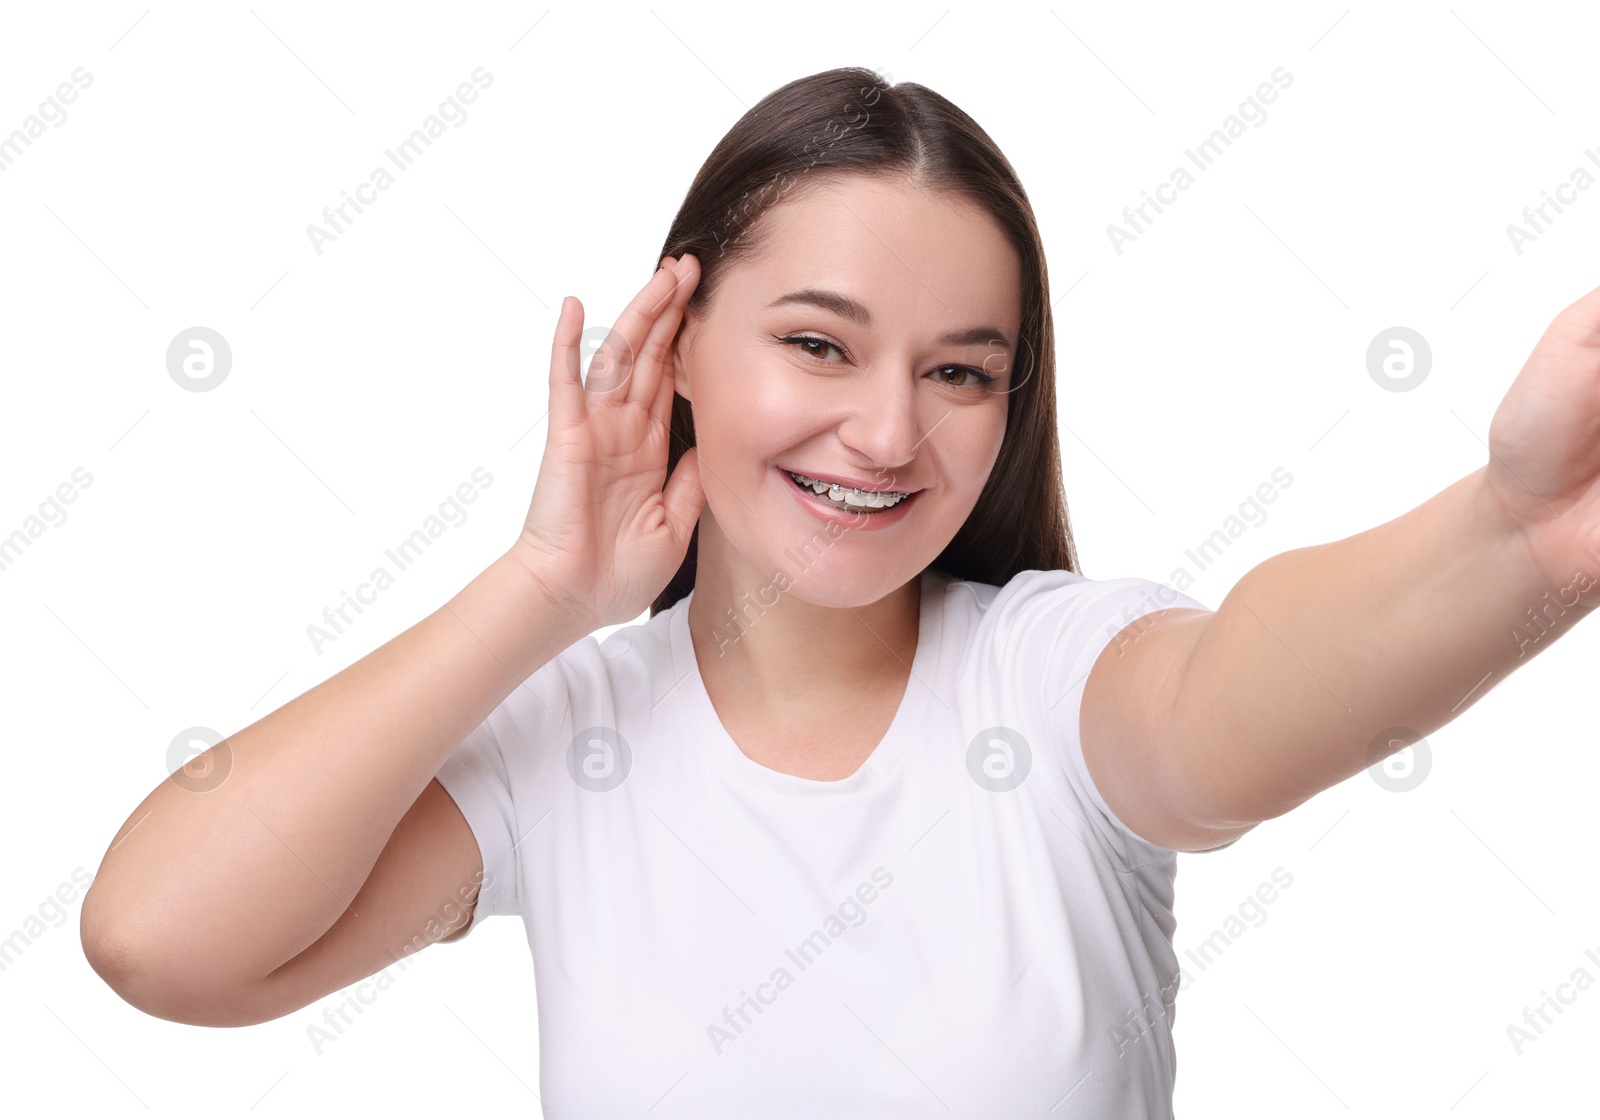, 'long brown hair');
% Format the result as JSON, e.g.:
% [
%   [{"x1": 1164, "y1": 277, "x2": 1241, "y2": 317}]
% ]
[{"x1": 650, "y1": 66, "x2": 1078, "y2": 617}]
